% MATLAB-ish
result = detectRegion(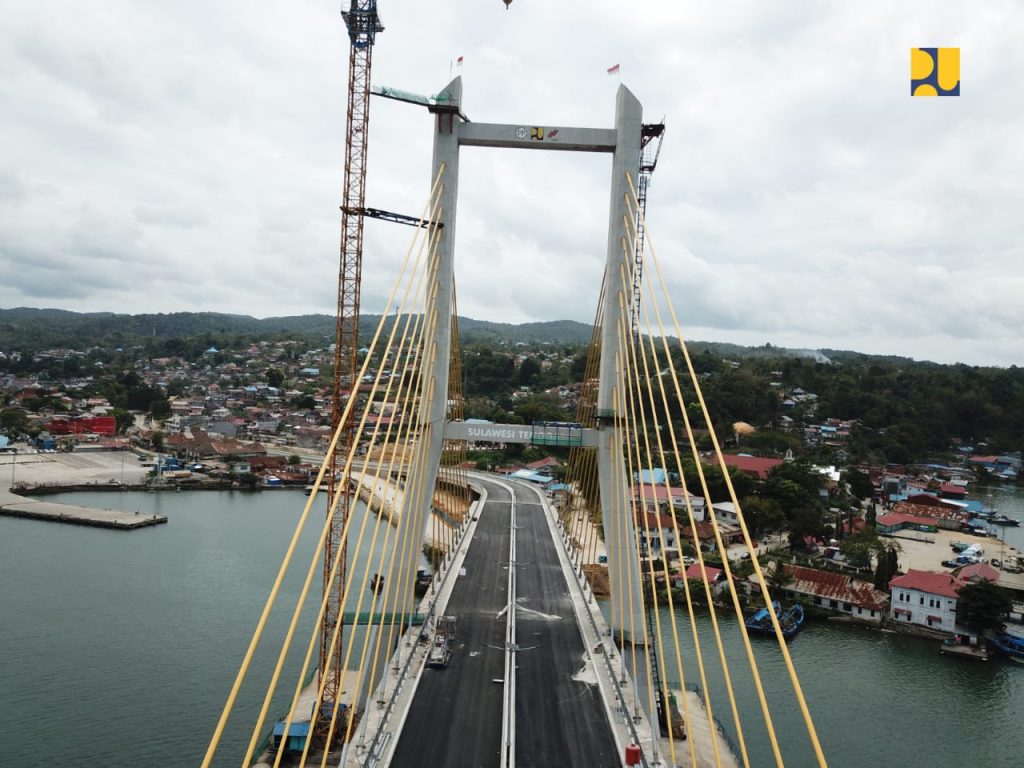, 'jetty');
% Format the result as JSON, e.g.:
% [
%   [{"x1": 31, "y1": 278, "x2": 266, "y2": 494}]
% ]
[{"x1": 0, "y1": 487, "x2": 166, "y2": 531}]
